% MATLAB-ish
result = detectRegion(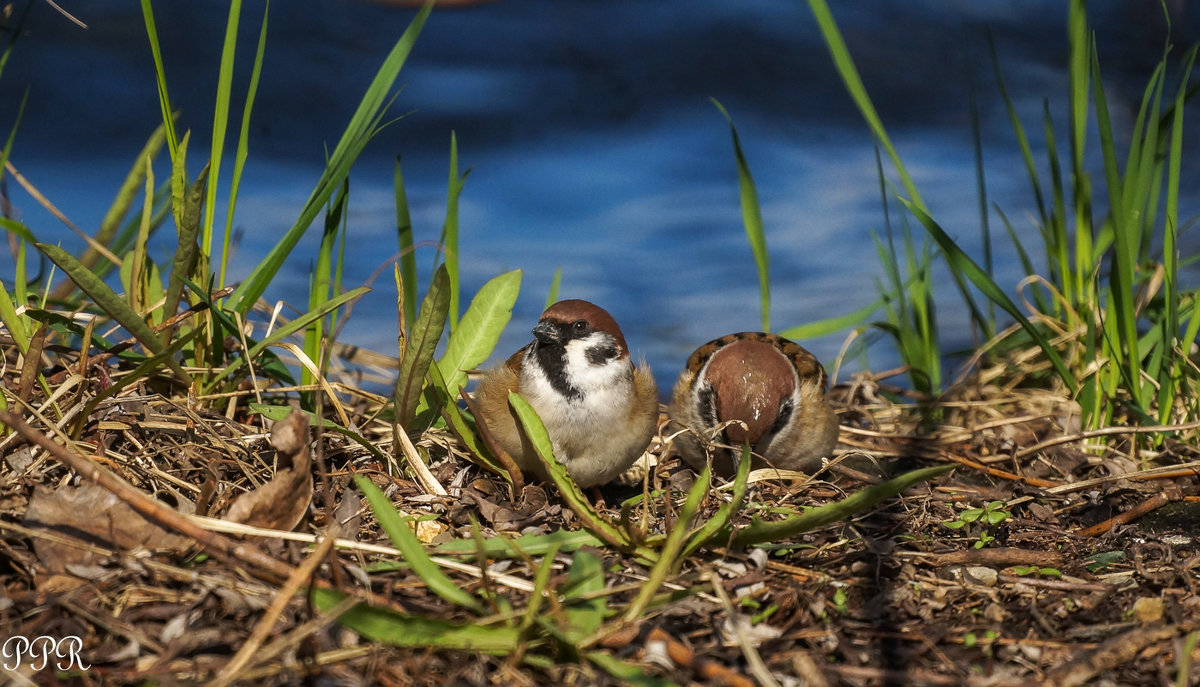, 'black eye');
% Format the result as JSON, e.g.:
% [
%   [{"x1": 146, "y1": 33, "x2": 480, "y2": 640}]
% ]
[{"x1": 572, "y1": 320, "x2": 589, "y2": 335}]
